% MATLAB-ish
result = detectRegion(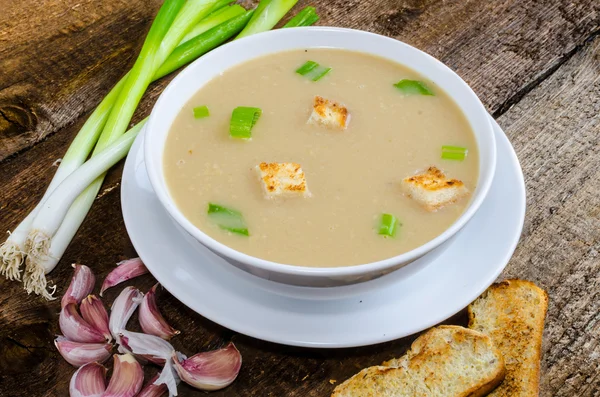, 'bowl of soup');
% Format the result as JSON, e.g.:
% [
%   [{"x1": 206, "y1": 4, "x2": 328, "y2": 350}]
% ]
[{"x1": 144, "y1": 27, "x2": 496, "y2": 287}]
